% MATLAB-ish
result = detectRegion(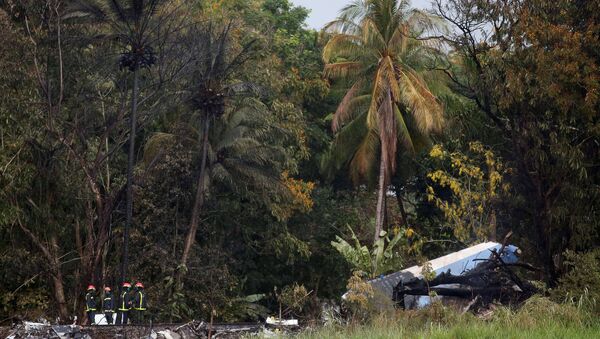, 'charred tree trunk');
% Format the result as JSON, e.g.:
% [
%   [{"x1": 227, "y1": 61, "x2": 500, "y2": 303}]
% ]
[
  {"x1": 122, "y1": 68, "x2": 139, "y2": 286},
  {"x1": 49, "y1": 235, "x2": 68, "y2": 321},
  {"x1": 179, "y1": 115, "x2": 211, "y2": 283}
]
